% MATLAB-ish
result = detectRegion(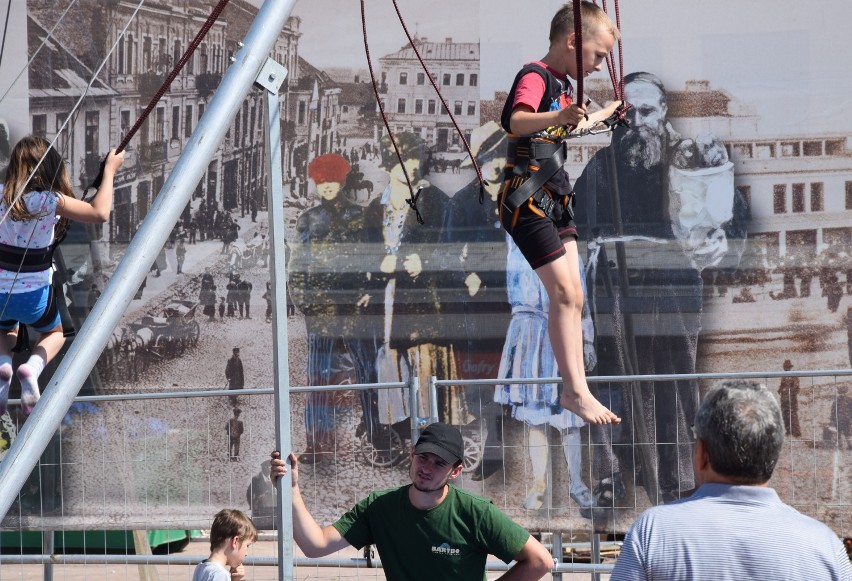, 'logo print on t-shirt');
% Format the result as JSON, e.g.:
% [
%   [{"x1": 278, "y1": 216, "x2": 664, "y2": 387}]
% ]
[{"x1": 431, "y1": 542, "x2": 460, "y2": 556}]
